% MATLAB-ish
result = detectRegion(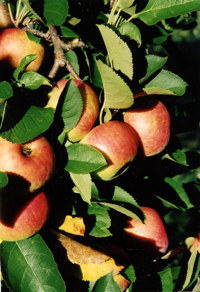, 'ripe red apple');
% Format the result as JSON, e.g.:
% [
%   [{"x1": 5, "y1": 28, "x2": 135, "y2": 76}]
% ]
[
  {"x1": 0, "y1": 136, "x2": 55, "y2": 192},
  {"x1": 46, "y1": 79, "x2": 99, "y2": 142},
  {"x1": 0, "y1": 28, "x2": 45, "y2": 71},
  {"x1": 124, "y1": 206, "x2": 169, "y2": 253},
  {"x1": 0, "y1": 3, "x2": 13, "y2": 29},
  {"x1": 0, "y1": 191, "x2": 49, "y2": 241},
  {"x1": 80, "y1": 120, "x2": 139, "y2": 180},
  {"x1": 123, "y1": 98, "x2": 170, "y2": 156}
]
